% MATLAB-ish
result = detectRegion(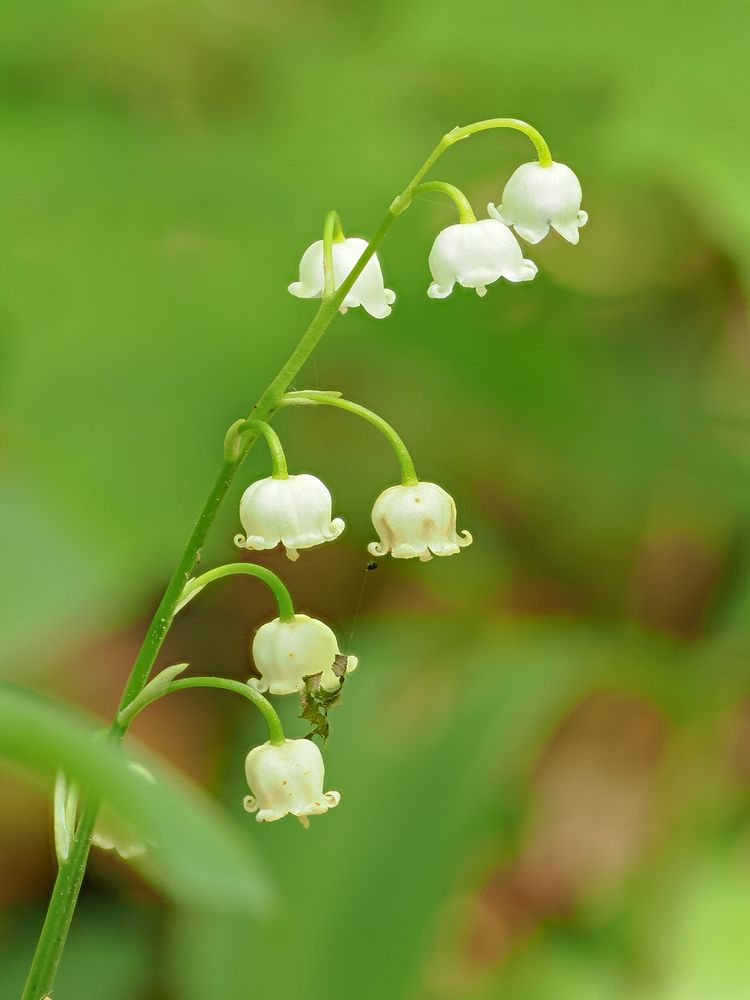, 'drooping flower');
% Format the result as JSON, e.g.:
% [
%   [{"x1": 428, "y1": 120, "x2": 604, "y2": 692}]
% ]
[
  {"x1": 91, "y1": 763, "x2": 155, "y2": 860},
  {"x1": 488, "y1": 161, "x2": 588, "y2": 245},
  {"x1": 249, "y1": 613, "x2": 358, "y2": 696},
  {"x1": 427, "y1": 218, "x2": 537, "y2": 299},
  {"x1": 235, "y1": 473, "x2": 345, "y2": 561},
  {"x1": 368, "y1": 481, "x2": 473, "y2": 561},
  {"x1": 243, "y1": 738, "x2": 340, "y2": 828},
  {"x1": 289, "y1": 237, "x2": 396, "y2": 319}
]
